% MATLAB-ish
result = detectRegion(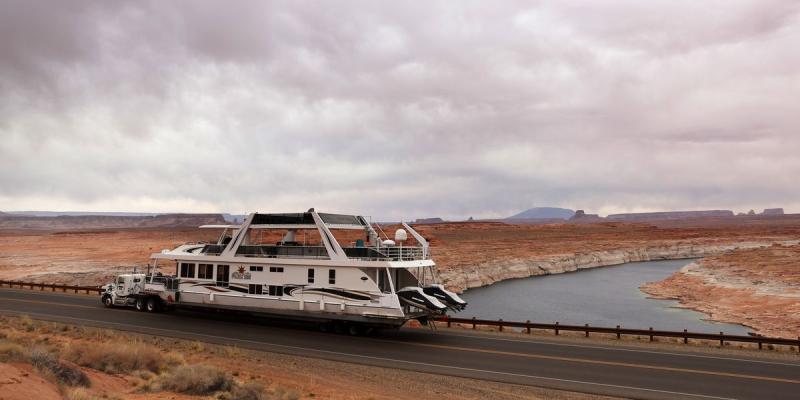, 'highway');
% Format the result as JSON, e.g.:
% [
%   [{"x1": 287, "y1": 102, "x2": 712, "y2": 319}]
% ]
[{"x1": 1, "y1": 288, "x2": 798, "y2": 400}]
